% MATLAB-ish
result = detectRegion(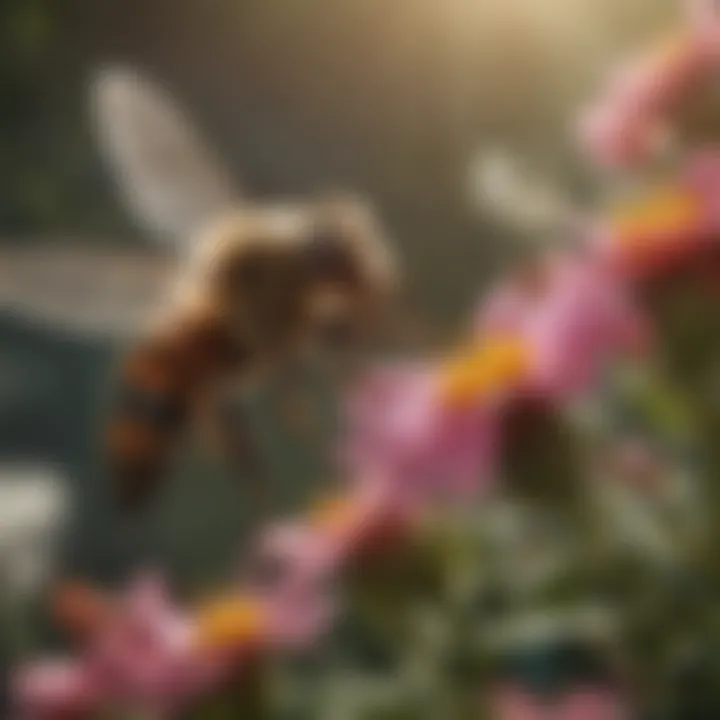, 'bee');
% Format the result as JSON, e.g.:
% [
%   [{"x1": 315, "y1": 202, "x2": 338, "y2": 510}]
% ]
[{"x1": 91, "y1": 68, "x2": 398, "y2": 515}]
